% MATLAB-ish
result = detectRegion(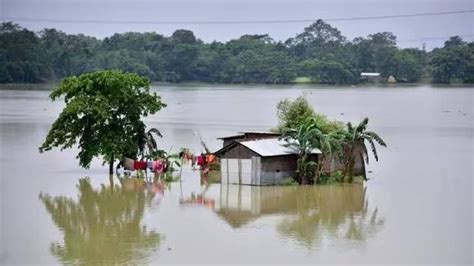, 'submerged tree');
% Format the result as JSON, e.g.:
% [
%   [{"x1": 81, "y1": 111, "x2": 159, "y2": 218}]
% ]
[
  {"x1": 276, "y1": 95, "x2": 344, "y2": 134},
  {"x1": 275, "y1": 95, "x2": 387, "y2": 184},
  {"x1": 281, "y1": 118, "x2": 322, "y2": 184},
  {"x1": 342, "y1": 117, "x2": 387, "y2": 182},
  {"x1": 282, "y1": 117, "x2": 345, "y2": 184},
  {"x1": 39, "y1": 70, "x2": 166, "y2": 174}
]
